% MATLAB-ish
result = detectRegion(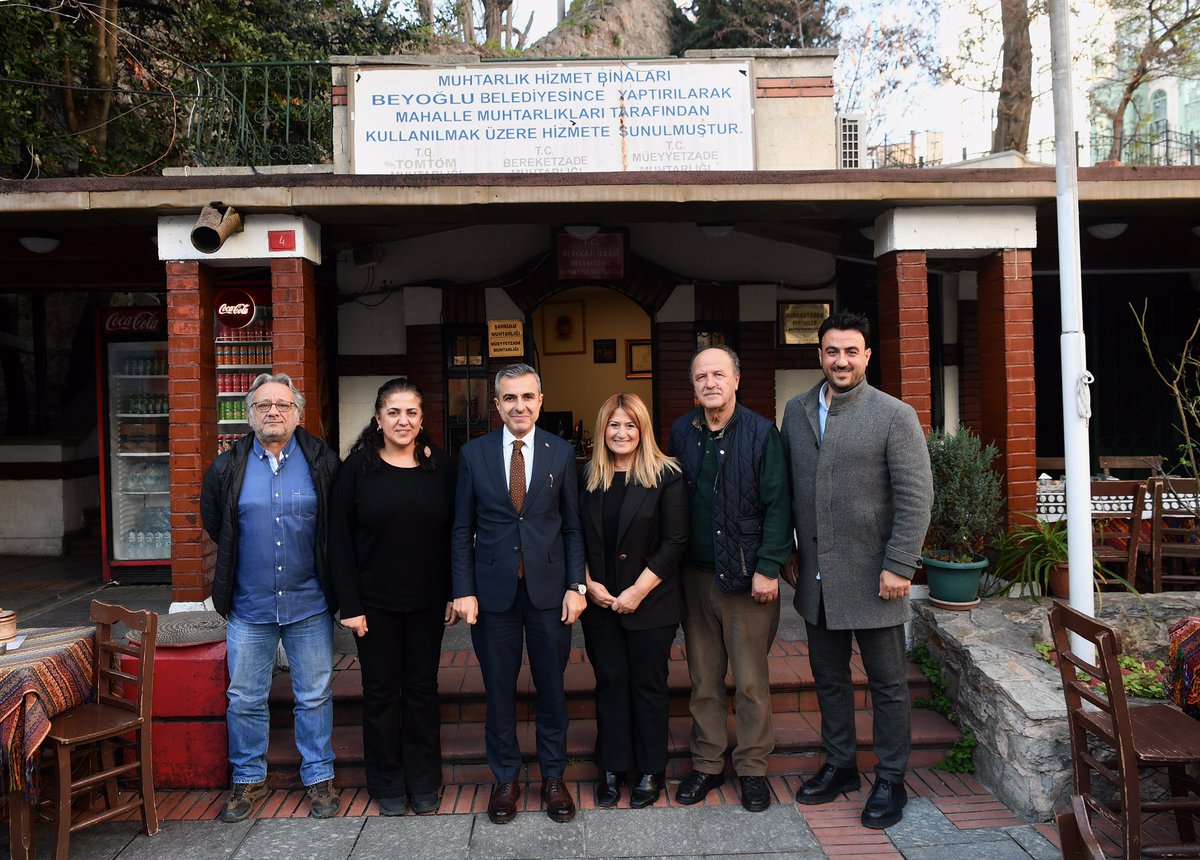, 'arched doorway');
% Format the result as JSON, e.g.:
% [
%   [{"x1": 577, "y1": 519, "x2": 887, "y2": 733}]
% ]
[{"x1": 532, "y1": 286, "x2": 652, "y2": 448}]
